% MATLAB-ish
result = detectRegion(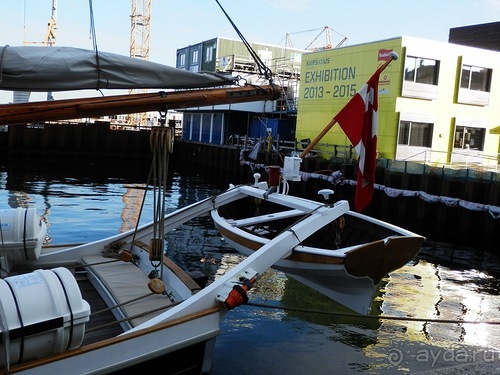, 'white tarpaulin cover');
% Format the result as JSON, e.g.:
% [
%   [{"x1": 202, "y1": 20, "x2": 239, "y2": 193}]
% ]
[{"x1": 0, "y1": 45, "x2": 234, "y2": 91}]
